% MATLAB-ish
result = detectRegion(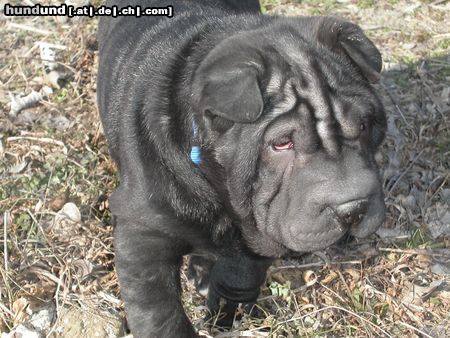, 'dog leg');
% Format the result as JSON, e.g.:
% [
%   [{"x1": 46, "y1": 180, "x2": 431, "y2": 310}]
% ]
[
  {"x1": 114, "y1": 217, "x2": 197, "y2": 338},
  {"x1": 206, "y1": 253, "x2": 272, "y2": 327}
]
